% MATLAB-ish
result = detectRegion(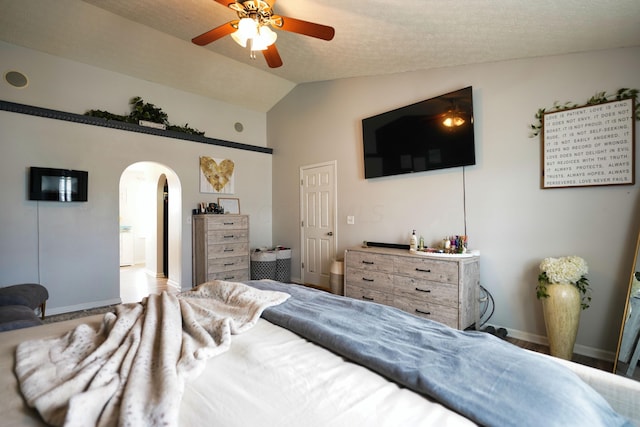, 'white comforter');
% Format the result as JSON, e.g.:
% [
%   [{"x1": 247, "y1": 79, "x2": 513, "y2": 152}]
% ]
[
  {"x1": 4, "y1": 281, "x2": 638, "y2": 426},
  {"x1": 13, "y1": 281, "x2": 290, "y2": 426}
]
